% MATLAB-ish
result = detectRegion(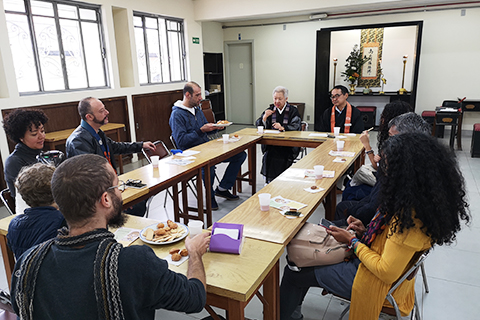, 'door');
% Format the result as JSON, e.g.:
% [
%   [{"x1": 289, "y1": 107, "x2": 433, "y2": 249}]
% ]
[{"x1": 225, "y1": 42, "x2": 254, "y2": 125}]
